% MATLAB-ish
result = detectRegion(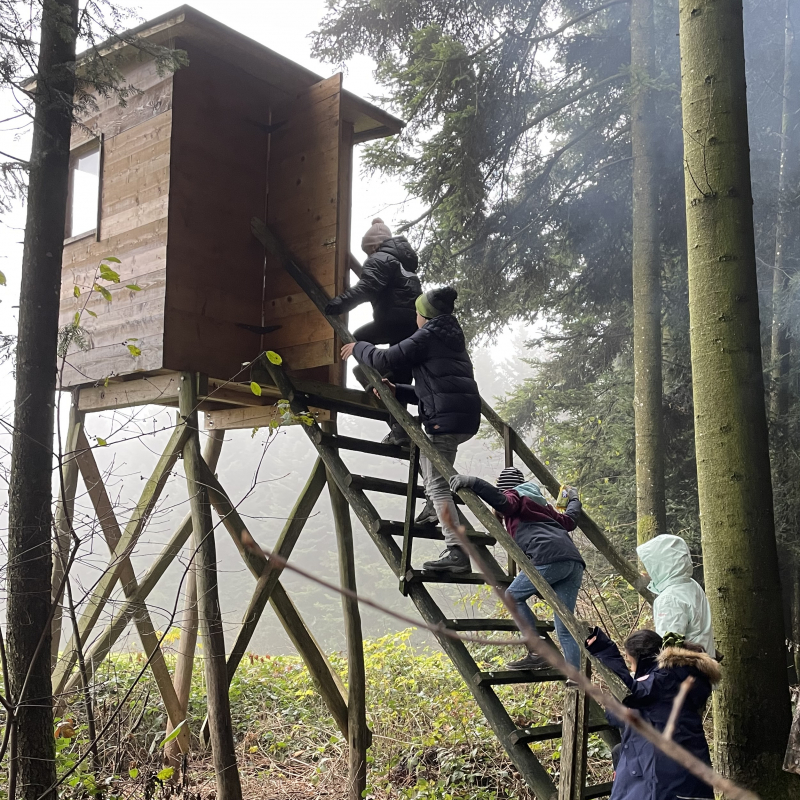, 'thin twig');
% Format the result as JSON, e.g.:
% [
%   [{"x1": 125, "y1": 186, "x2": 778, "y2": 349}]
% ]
[{"x1": 664, "y1": 676, "x2": 695, "y2": 740}]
